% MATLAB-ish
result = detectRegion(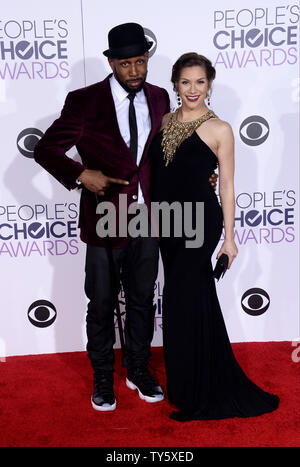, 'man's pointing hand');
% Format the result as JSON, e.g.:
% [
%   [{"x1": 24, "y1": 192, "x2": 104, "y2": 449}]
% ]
[{"x1": 78, "y1": 169, "x2": 129, "y2": 196}]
